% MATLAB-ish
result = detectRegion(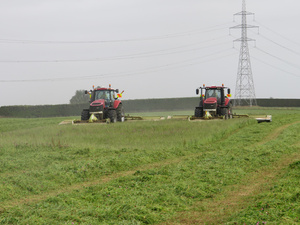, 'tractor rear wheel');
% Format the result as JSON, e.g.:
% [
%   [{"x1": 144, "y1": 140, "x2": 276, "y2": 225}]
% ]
[
  {"x1": 224, "y1": 108, "x2": 229, "y2": 120},
  {"x1": 228, "y1": 104, "x2": 233, "y2": 119},
  {"x1": 116, "y1": 104, "x2": 125, "y2": 122},
  {"x1": 194, "y1": 108, "x2": 203, "y2": 117},
  {"x1": 108, "y1": 110, "x2": 117, "y2": 123},
  {"x1": 81, "y1": 109, "x2": 89, "y2": 121}
]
